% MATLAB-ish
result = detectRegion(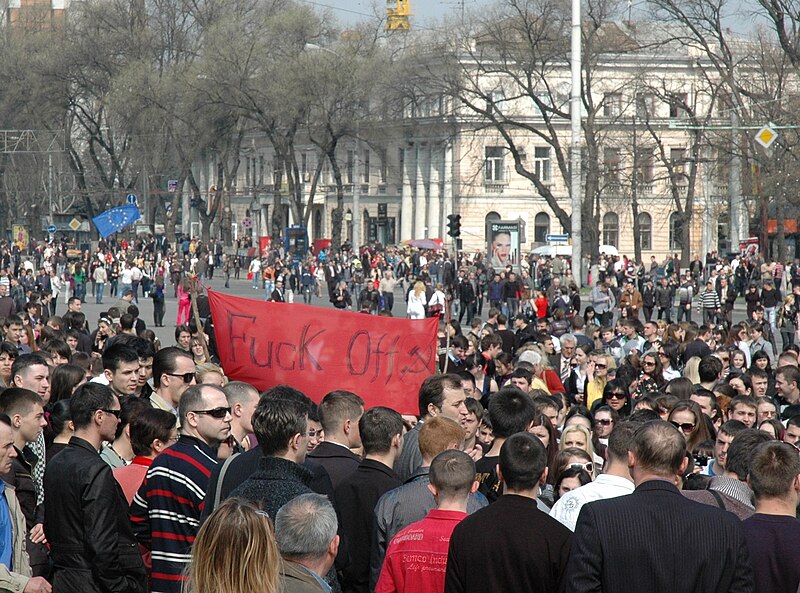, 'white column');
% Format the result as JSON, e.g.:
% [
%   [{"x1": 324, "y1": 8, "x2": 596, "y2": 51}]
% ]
[
  {"x1": 400, "y1": 147, "x2": 413, "y2": 241},
  {"x1": 427, "y1": 145, "x2": 441, "y2": 238},
  {"x1": 442, "y1": 143, "x2": 454, "y2": 247},
  {"x1": 414, "y1": 144, "x2": 428, "y2": 239}
]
